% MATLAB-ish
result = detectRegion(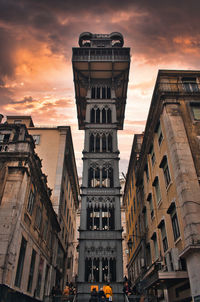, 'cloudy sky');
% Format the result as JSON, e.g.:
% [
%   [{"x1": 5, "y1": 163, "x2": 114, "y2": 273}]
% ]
[{"x1": 1, "y1": 0, "x2": 200, "y2": 175}]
